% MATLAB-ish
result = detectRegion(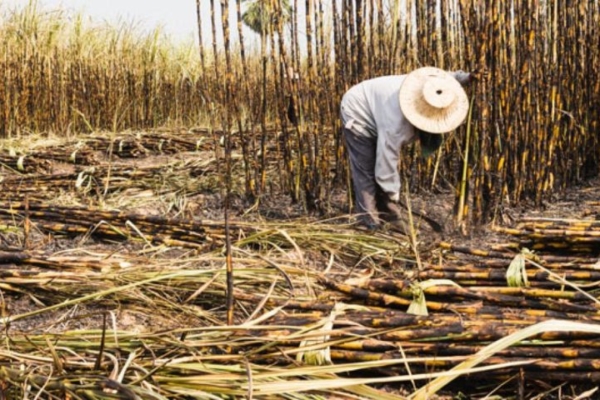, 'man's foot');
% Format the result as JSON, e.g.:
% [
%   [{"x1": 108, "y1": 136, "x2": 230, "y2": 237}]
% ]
[
  {"x1": 364, "y1": 222, "x2": 381, "y2": 231},
  {"x1": 378, "y1": 200, "x2": 405, "y2": 223},
  {"x1": 356, "y1": 215, "x2": 382, "y2": 231}
]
